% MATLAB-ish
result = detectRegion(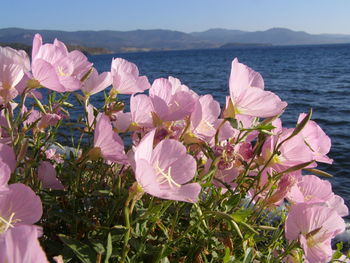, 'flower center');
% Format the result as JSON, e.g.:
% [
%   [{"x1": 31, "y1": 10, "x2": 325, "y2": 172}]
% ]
[
  {"x1": 57, "y1": 66, "x2": 69, "y2": 77},
  {"x1": 0, "y1": 213, "x2": 15, "y2": 234},
  {"x1": 155, "y1": 162, "x2": 181, "y2": 188}
]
